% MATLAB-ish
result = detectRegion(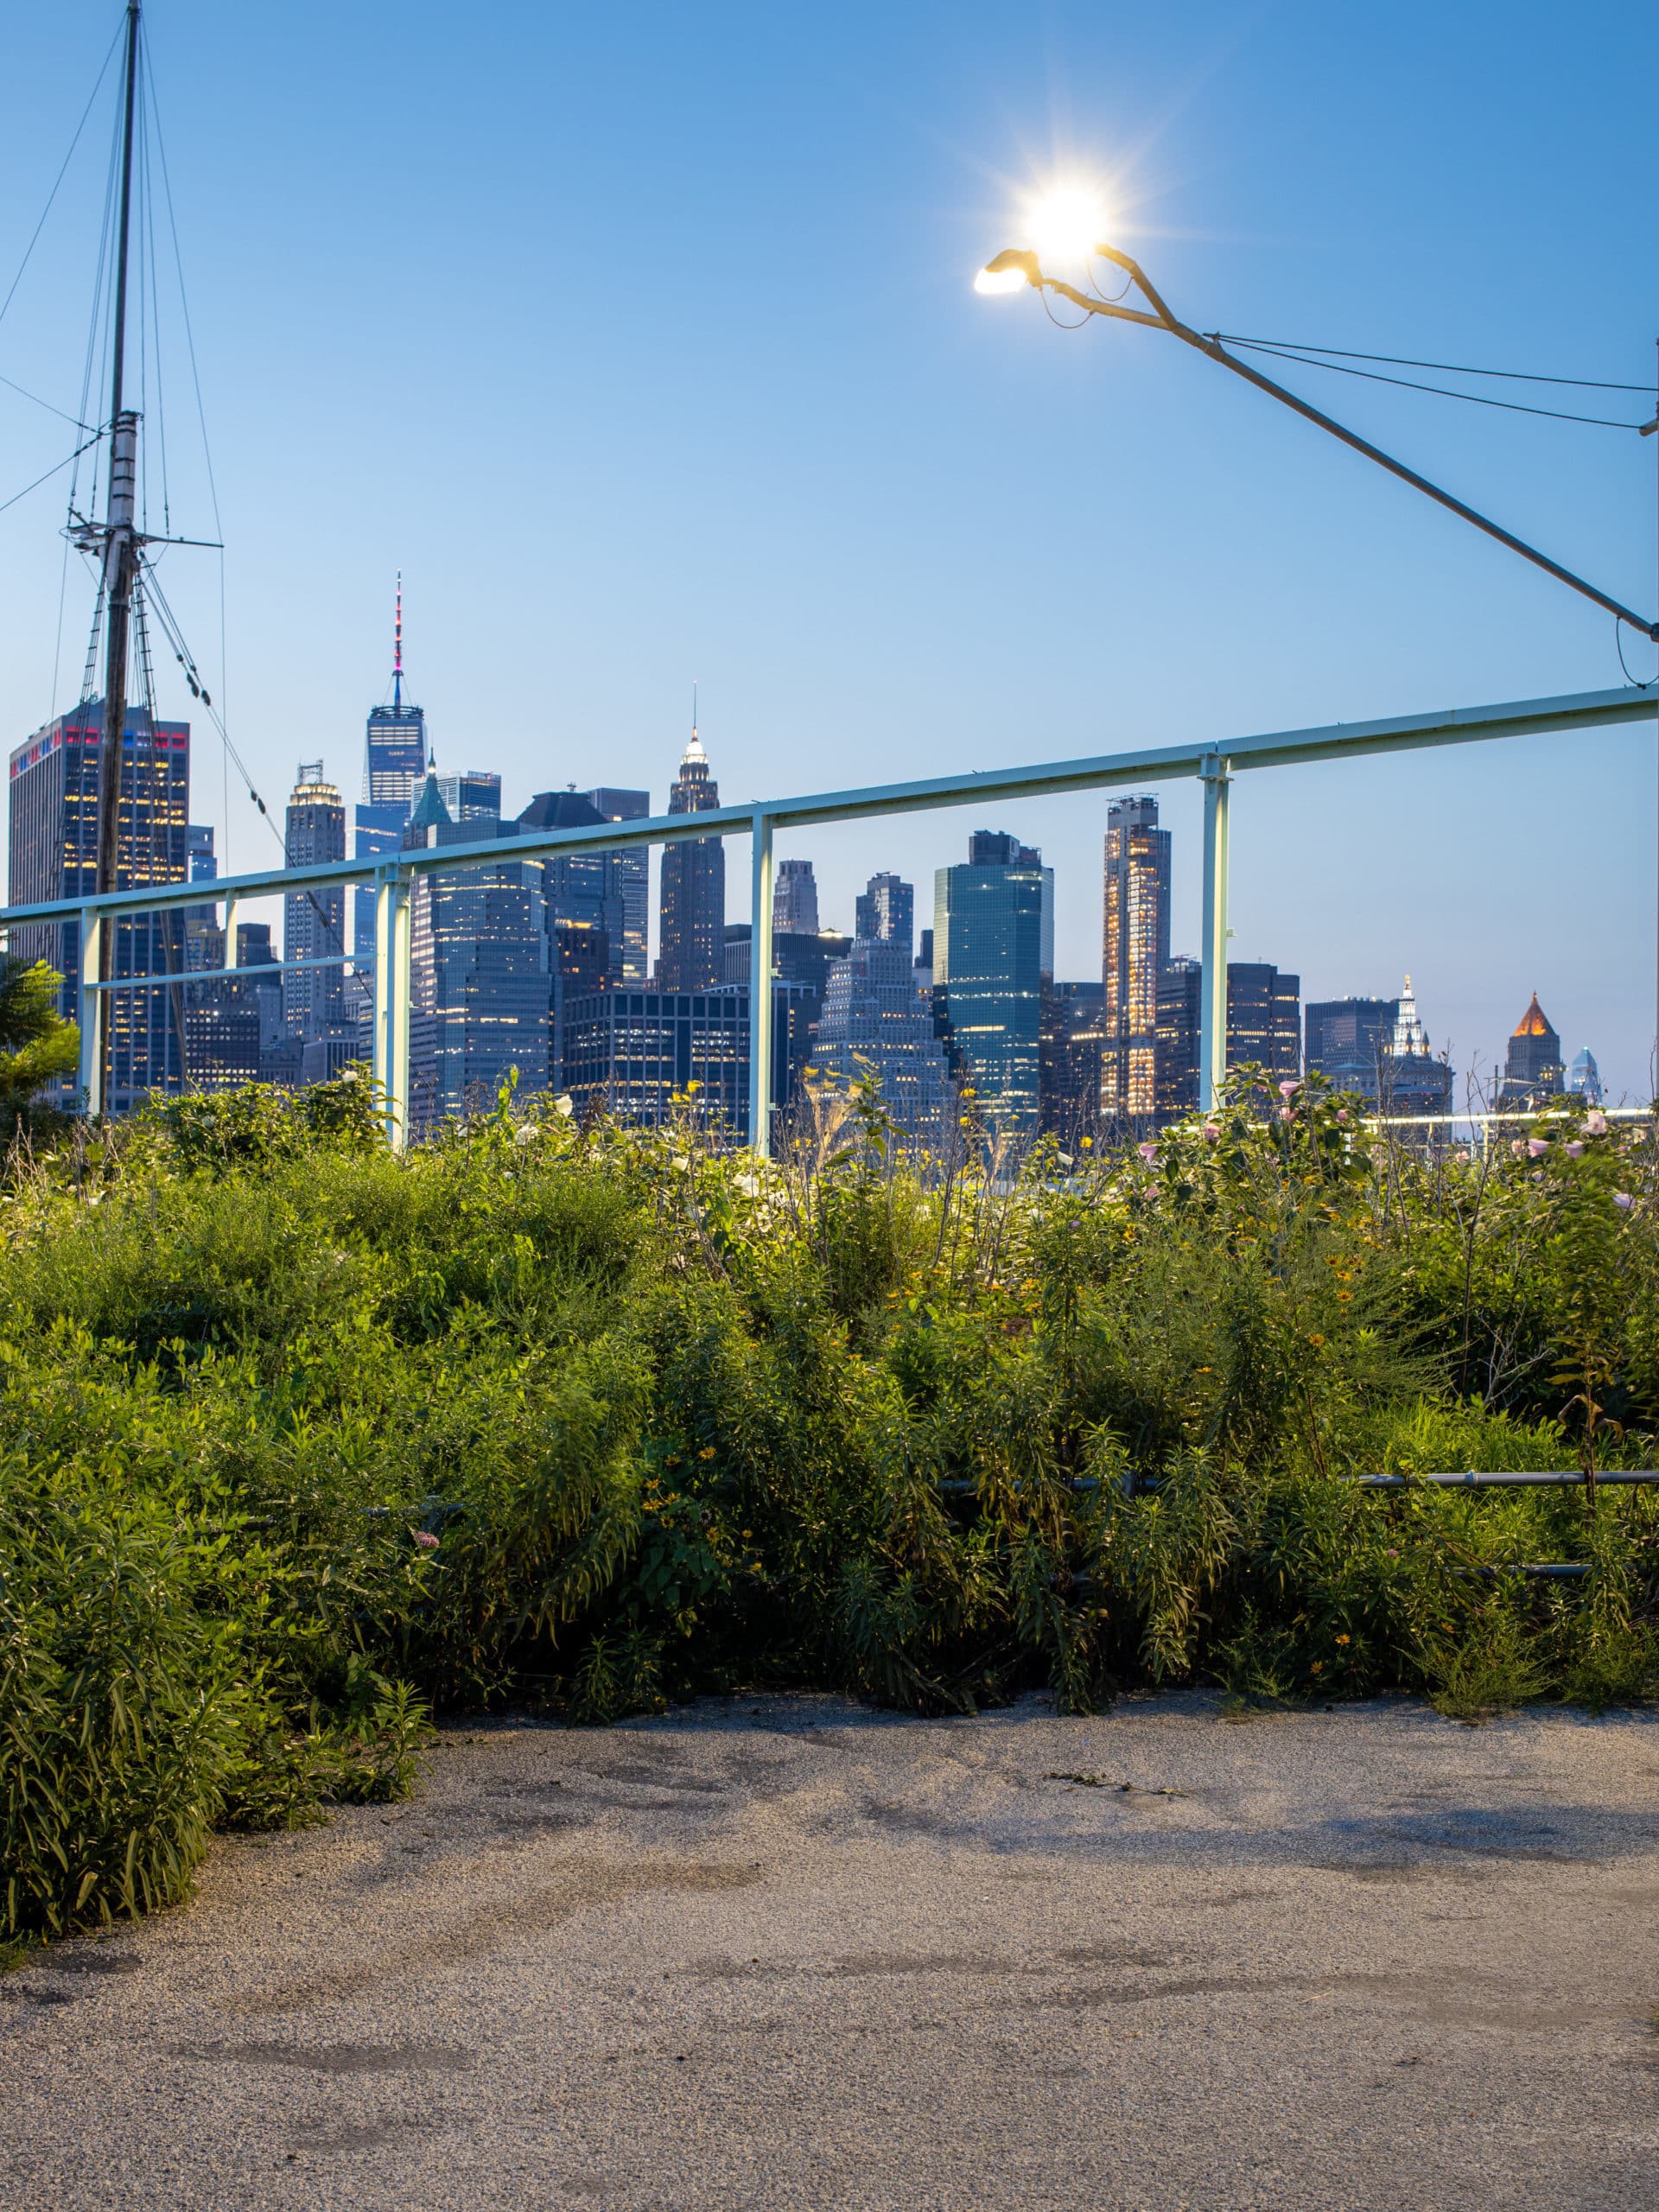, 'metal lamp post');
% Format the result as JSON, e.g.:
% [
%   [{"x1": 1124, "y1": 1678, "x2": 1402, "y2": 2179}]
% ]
[{"x1": 976, "y1": 238, "x2": 1659, "y2": 1108}]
